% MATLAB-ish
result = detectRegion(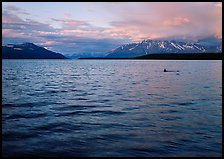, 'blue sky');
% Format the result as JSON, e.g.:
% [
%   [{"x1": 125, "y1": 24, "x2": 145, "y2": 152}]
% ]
[{"x1": 2, "y1": 2, "x2": 222, "y2": 57}]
